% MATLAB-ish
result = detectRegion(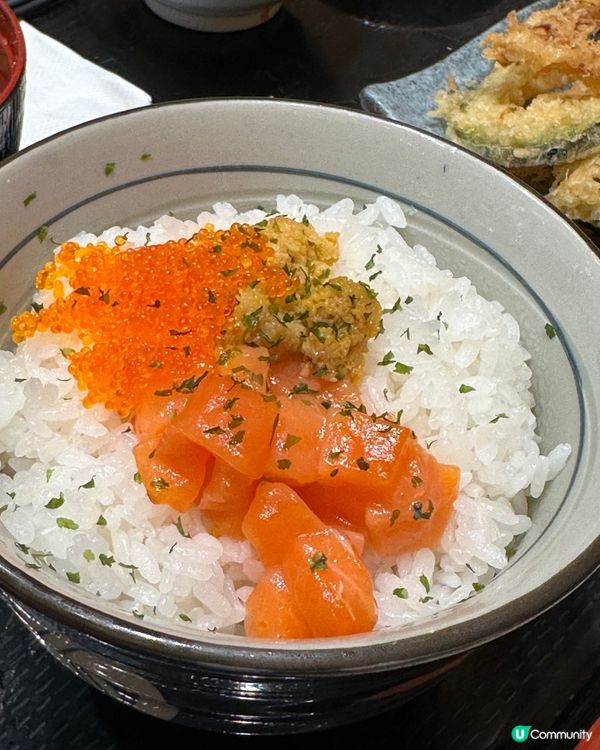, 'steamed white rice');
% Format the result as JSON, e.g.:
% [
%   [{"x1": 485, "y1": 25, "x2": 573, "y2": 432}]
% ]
[{"x1": 0, "y1": 195, "x2": 571, "y2": 634}]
